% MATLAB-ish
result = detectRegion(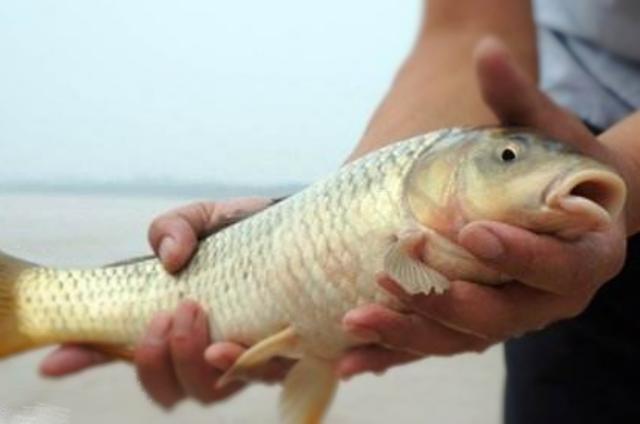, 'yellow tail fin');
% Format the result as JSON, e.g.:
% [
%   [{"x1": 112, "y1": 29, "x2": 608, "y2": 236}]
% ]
[{"x1": 0, "y1": 250, "x2": 37, "y2": 358}]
